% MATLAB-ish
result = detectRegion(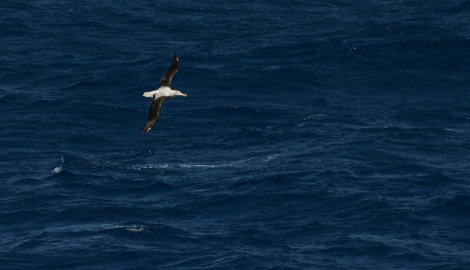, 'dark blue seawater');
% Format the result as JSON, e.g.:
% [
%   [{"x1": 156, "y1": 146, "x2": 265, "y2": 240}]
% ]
[{"x1": 1, "y1": 1, "x2": 470, "y2": 269}]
